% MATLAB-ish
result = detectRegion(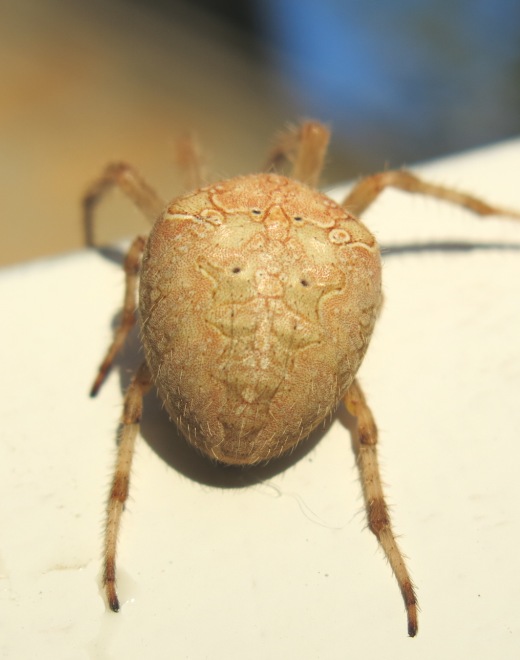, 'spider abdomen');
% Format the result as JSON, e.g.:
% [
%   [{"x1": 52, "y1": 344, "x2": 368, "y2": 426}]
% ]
[{"x1": 139, "y1": 173, "x2": 382, "y2": 464}]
